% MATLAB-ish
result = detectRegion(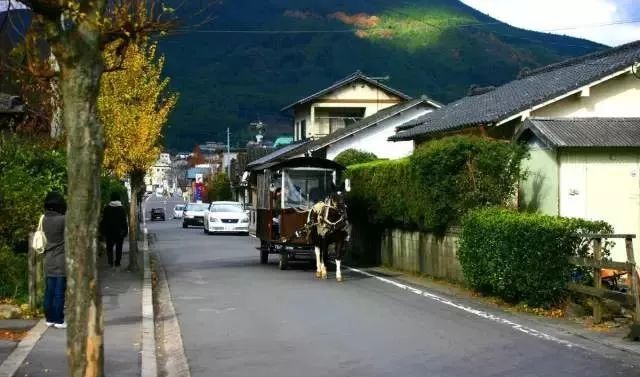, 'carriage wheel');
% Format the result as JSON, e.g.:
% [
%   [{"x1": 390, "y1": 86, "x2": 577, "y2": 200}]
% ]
[{"x1": 279, "y1": 252, "x2": 289, "y2": 270}]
